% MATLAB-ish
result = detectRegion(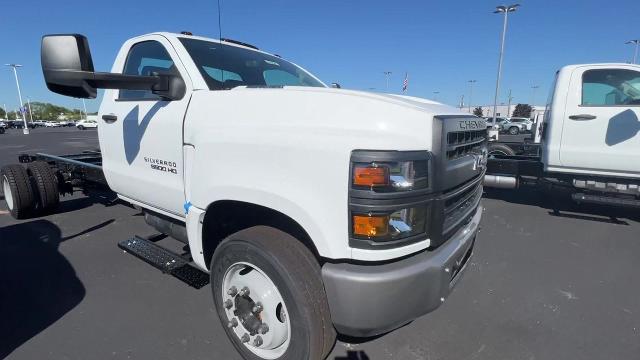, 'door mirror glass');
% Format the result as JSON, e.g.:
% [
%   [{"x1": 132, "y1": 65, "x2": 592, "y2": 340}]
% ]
[{"x1": 41, "y1": 34, "x2": 97, "y2": 98}]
